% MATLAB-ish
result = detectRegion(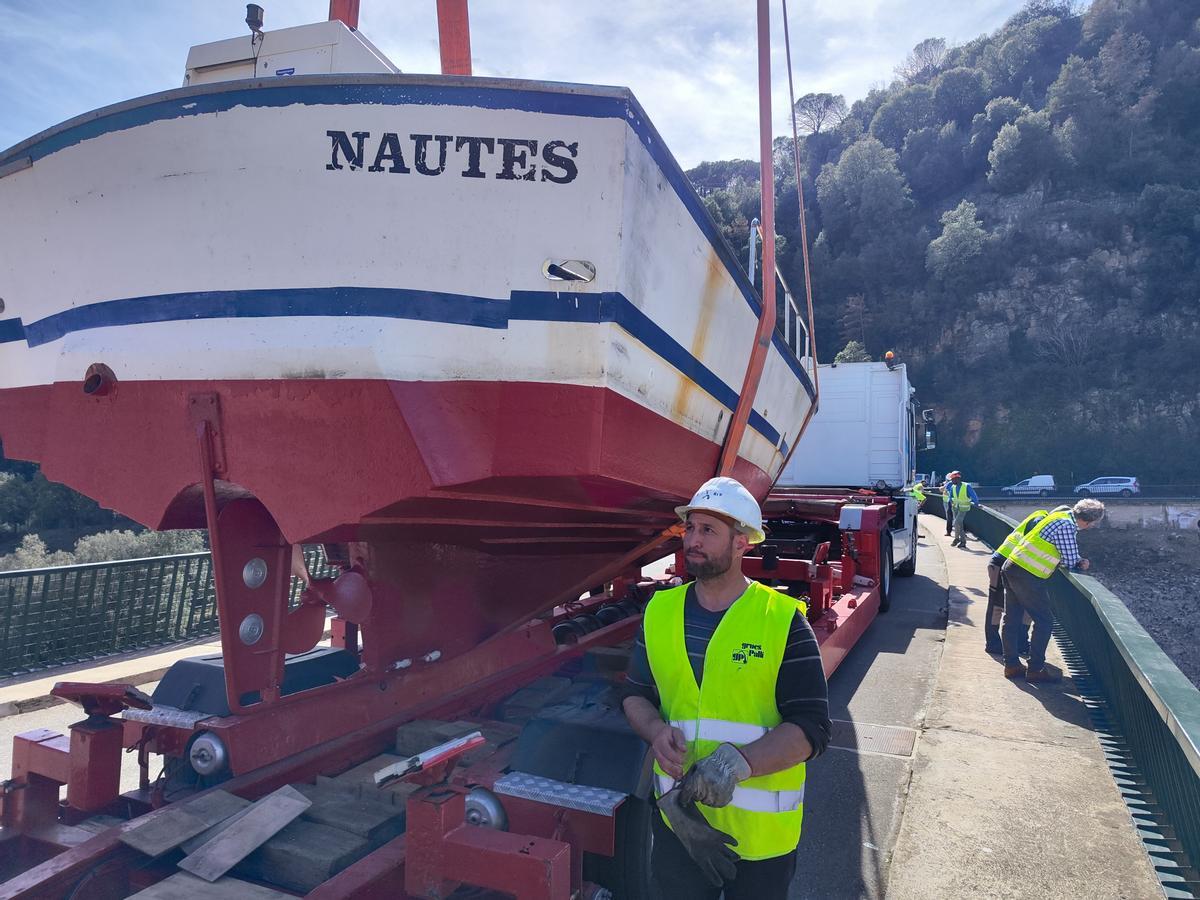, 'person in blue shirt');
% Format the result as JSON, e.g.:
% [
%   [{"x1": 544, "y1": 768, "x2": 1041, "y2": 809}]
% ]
[{"x1": 946, "y1": 472, "x2": 980, "y2": 548}]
